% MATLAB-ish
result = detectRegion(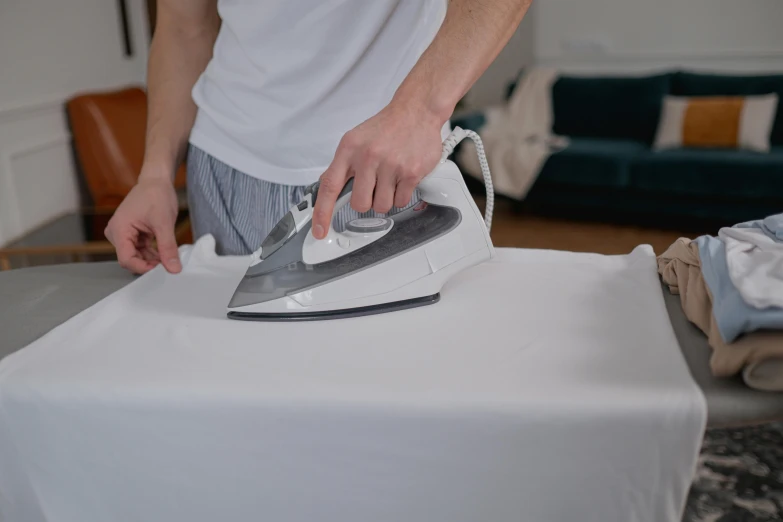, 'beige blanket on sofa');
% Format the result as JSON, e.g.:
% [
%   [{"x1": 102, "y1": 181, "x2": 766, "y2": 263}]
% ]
[{"x1": 458, "y1": 67, "x2": 568, "y2": 199}]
